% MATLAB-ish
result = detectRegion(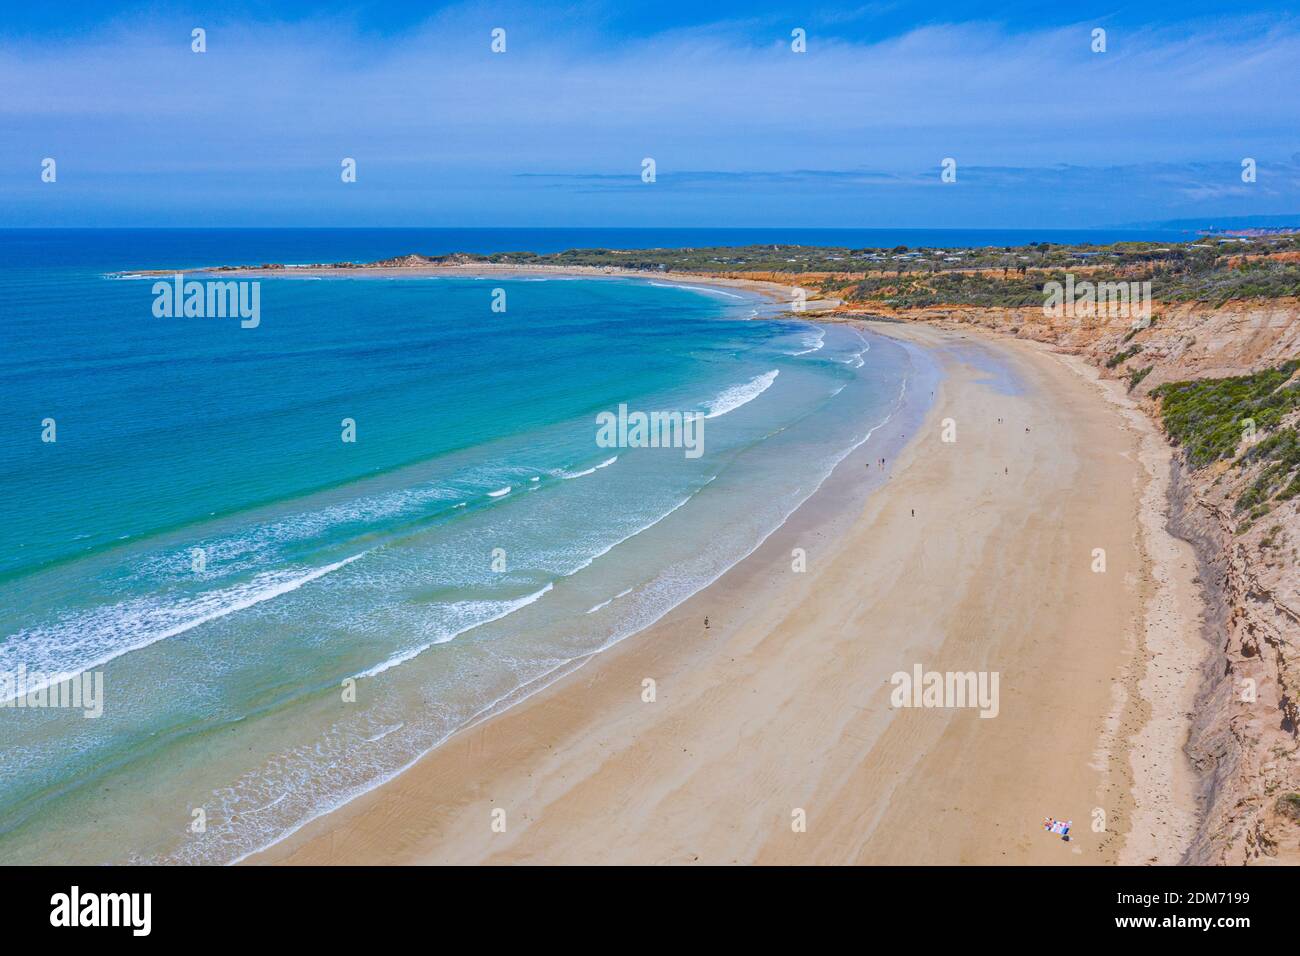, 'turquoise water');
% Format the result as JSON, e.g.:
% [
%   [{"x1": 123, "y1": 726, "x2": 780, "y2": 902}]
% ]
[{"x1": 0, "y1": 230, "x2": 930, "y2": 864}]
